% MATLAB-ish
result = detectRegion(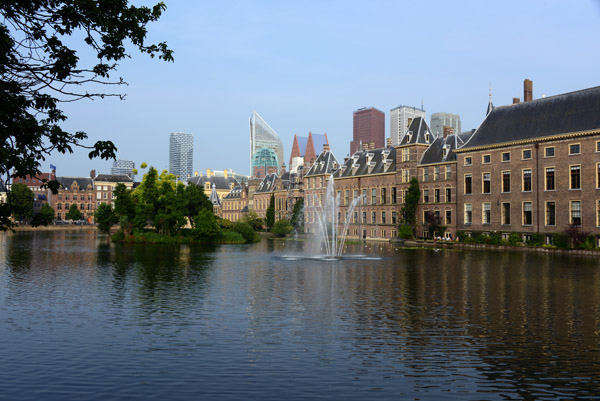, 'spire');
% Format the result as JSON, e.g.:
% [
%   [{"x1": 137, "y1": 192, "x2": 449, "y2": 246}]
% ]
[
  {"x1": 209, "y1": 183, "x2": 221, "y2": 207},
  {"x1": 486, "y1": 85, "x2": 494, "y2": 116}
]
